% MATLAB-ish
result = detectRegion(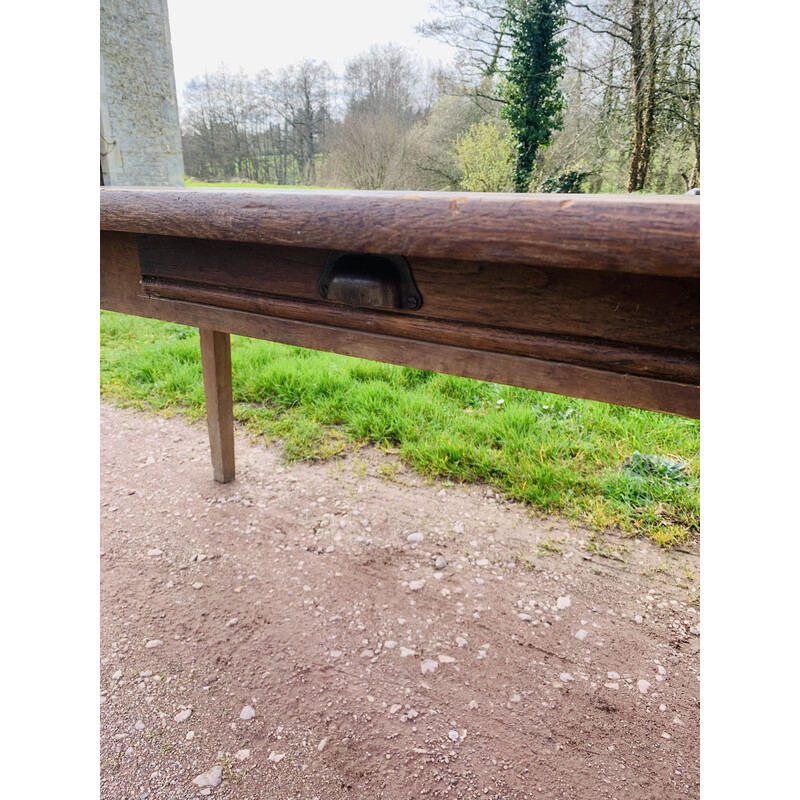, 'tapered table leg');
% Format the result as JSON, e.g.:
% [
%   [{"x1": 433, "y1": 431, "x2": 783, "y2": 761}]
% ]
[{"x1": 199, "y1": 329, "x2": 235, "y2": 483}]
